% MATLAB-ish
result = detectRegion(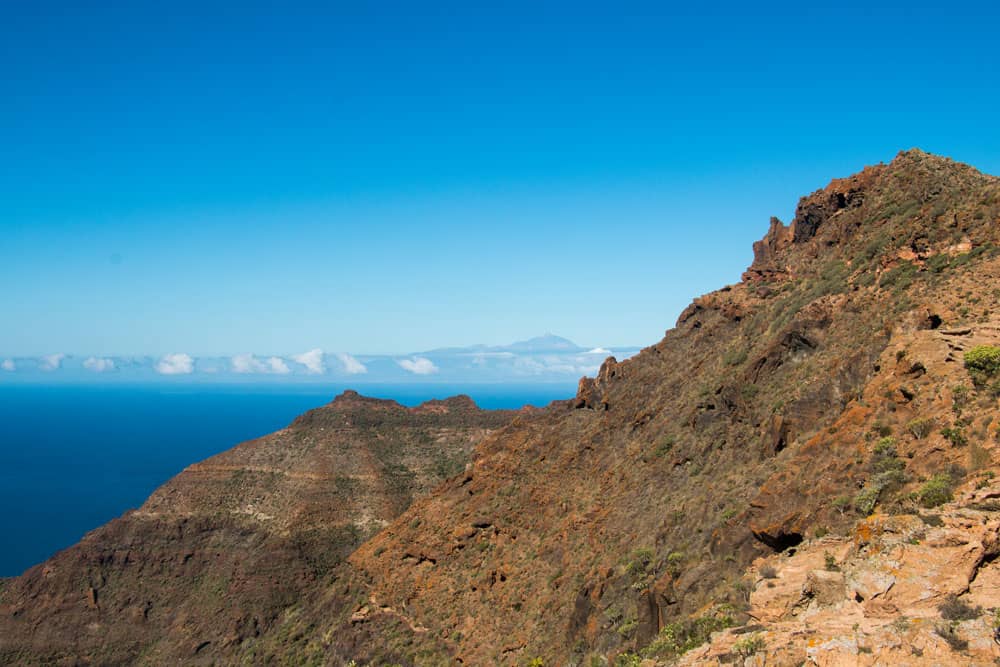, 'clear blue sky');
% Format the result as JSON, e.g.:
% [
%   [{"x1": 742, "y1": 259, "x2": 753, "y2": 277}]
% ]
[{"x1": 3, "y1": 1, "x2": 998, "y2": 356}]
